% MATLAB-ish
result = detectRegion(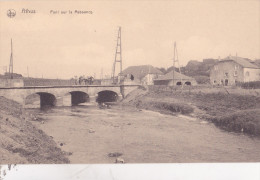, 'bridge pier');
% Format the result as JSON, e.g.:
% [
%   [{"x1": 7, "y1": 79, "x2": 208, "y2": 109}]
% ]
[
  {"x1": 62, "y1": 94, "x2": 72, "y2": 106},
  {"x1": 89, "y1": 95, "x2": 97, "y2": 103},
  {"x1": 118, "y1": 94, "x2": 123, "y2": 101},
  {"x1": 55, "y1": 96, "x2": 64, "y2": 107}
]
